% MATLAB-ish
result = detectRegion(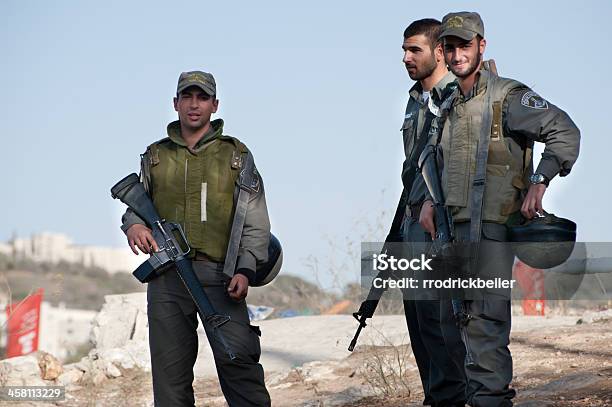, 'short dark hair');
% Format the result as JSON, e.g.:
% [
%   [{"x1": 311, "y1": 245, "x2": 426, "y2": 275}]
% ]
[{"x1": 403, "y1": 18, "x2": 441, "y2": 49}]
